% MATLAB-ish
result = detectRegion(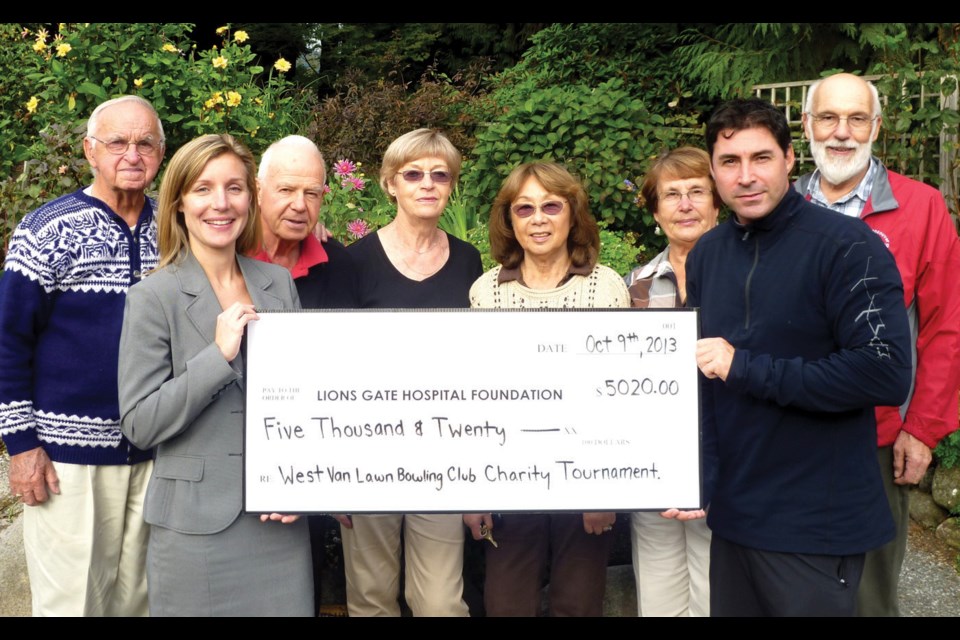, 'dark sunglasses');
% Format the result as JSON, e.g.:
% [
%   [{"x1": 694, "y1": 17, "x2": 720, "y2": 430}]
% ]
[
  {"x1": 511, "y1": 200, "x2": 566, "y2": 218},
  {"x1": 397, "y1": 169, "x2": 453, "y2": 184}
]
